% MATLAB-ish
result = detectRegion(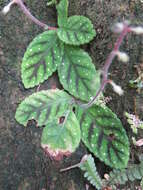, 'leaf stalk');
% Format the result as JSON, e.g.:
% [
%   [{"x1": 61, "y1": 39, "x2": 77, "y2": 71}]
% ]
[
  {"x1": 80, "y1": 22, "x2": 130, "y2": 109},
  {"x1": 5, "y1": 0, "x2": 57, "y2": 30}
]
